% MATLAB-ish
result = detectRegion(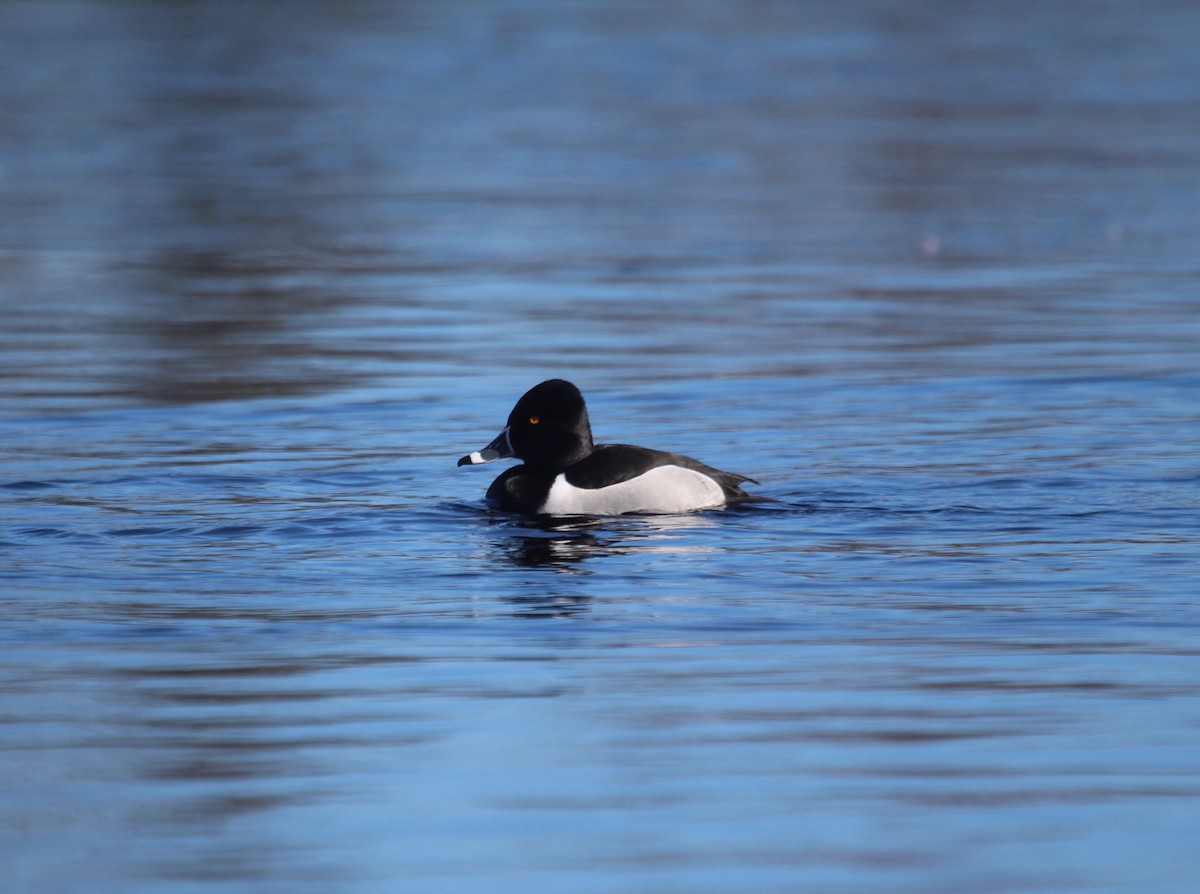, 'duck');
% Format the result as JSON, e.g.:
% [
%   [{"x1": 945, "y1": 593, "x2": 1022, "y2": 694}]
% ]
[{"x1": 458, "y1": 379, "x2": 758, "y2": 515}]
